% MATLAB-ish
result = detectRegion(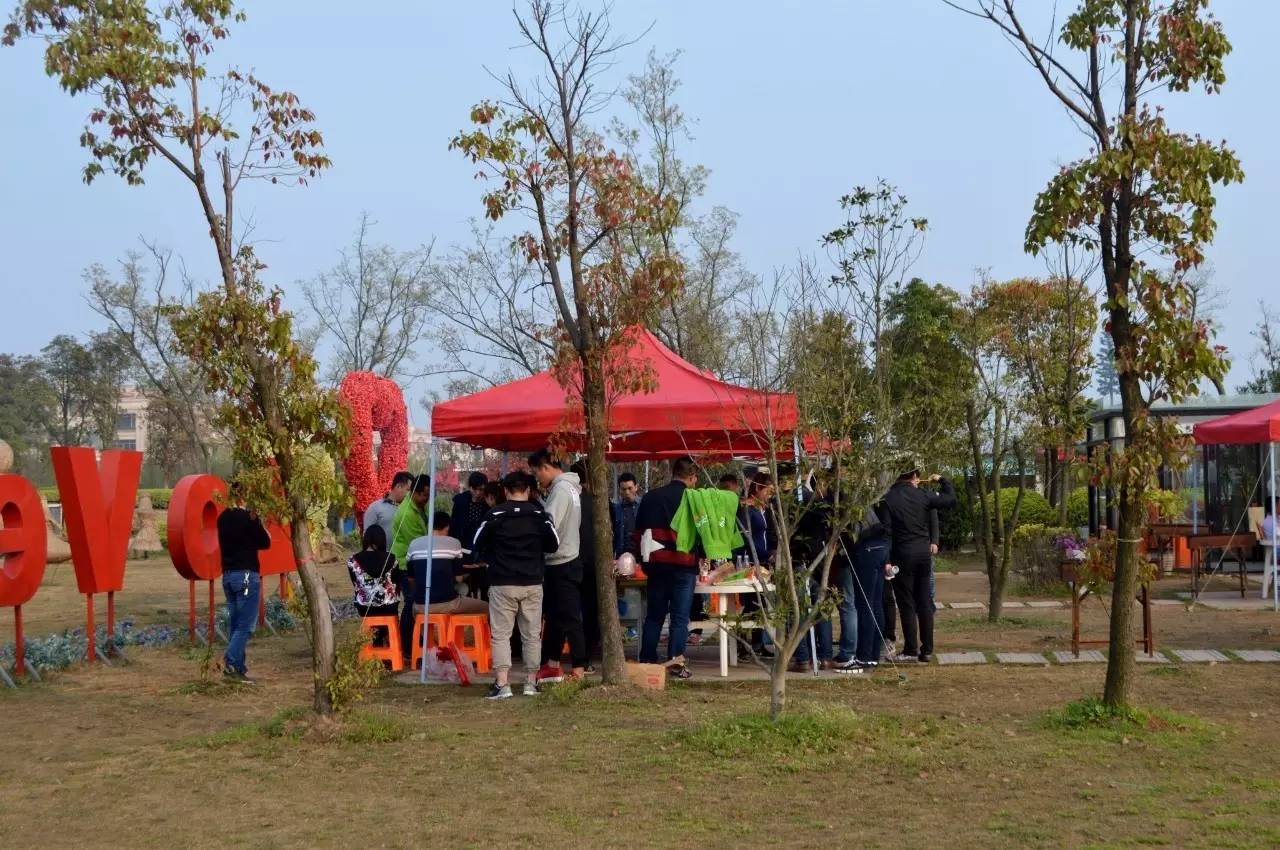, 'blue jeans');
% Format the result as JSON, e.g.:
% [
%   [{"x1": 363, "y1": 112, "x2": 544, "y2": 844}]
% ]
[
  {"x1": 852, "y1": 543, "x2": 889, "y2": 663},
  {"x1": 836, "y1": 561, "x2": 858, "y2": 660},
  {"x1": 222, "y1": 570, "x2": 261, "y2": 674},
  {"x1": 795, "y1": 578, "x2": 834, "y2": 663},
  {"x1": 640, "y1": 567, "x2": 696, "y2": 663}
]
